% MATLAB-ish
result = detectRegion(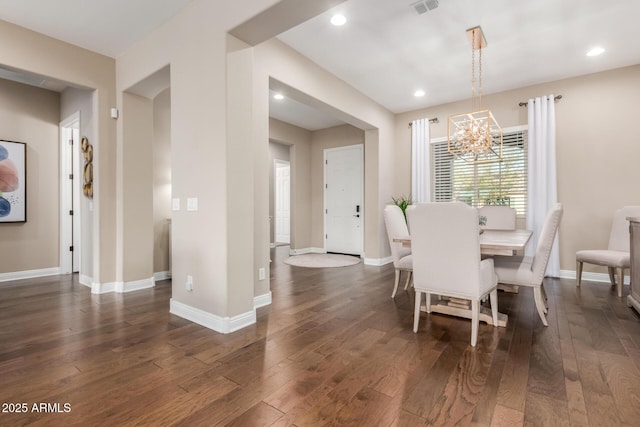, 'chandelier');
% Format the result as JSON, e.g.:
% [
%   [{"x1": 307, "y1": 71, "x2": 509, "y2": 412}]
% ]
[{"x1": 448, "y1": 26, "x2": 502, "y2": 163}]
